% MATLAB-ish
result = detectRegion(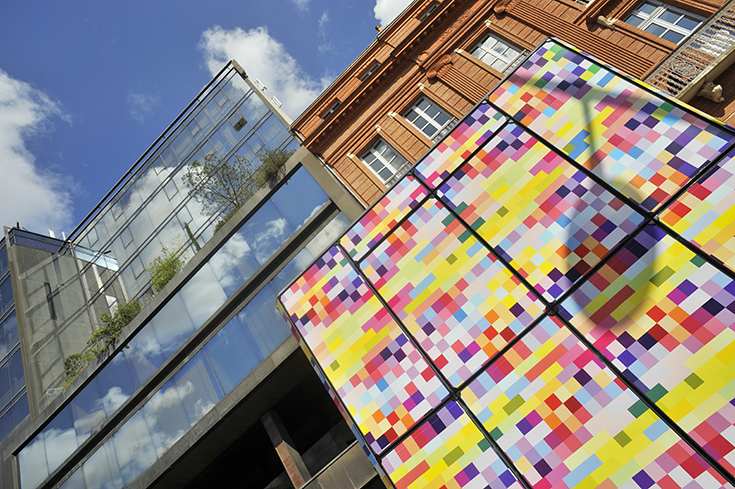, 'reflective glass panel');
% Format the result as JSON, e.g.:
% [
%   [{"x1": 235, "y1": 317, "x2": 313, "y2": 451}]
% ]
[
  {"x1": 70, "y1": 378, "x2": 106, "y2": 444},
  {"x1": 0, "y1": 277, "x2": 13, "y2": 316},
  {"x1": 142, "y1": 378, "x2": 192, "y2": 457},
  {"x1": 208, "y1": 232, "x2": 259, "y2": 296},
  {"x1": 58, "y1": 469, "x2": 85, "y2": 489},
  {"x1": 271, "y1": 167, "x2": 329, "y2": 230},
  {"x1": 111, "y1": 411, "x2": 157, "y2": 486},
  {"x1": 19, "y1": 433, "x2": 48, "y2": 489},
  {"x1": 0, "y1": 408, "x2": 12, "y2": 440},
  {"x1": 203, "y1": 316, "x2": 261, "y2": 393},
  {"x1": 7, "y1": 348, "x2": 24, "y2": 396},
  {"x1": 43, "y1": 406, "x2": 79, "y2": 474},
  {"x1": 180, "y1": 263, "x2": 227, "y2": 326},
  {"x1": 239, "y1": 200, "x2": 294, "y2": 265},
  {"x1": 237, "y1": 284, "x2": 290, "y2": 358},
  {"x1": 96, "y1": 352, "x2": 136, "y2": 417},
  {"x1": 171, "y1": 351, "x2": 223, "y2": 425},
  {"x1": 124, "y1": 328, "x2": 165, "y2": 389},
  {"x1": 149, "y1": 294, "x2": 196, "y2": 359},
  {"x1": 2, "y1": 310, "x2": 18, "y2": 352},
  {"x1": 82, "y1": 444, "x2": 118, "y2": 489}
]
